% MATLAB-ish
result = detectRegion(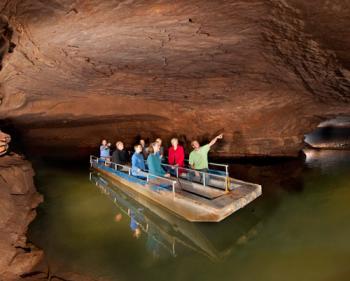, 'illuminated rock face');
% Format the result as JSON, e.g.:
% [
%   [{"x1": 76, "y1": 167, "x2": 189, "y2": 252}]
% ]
[
  {"x1": 0, "y1": 0, "x2": 349, "y2": 157},
  {"x1": 0, "y1": 130, "x2": 11, "y2": 156},
  {"x1": 0, "y1": 154, "x2": 43, "y2": 280}
]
